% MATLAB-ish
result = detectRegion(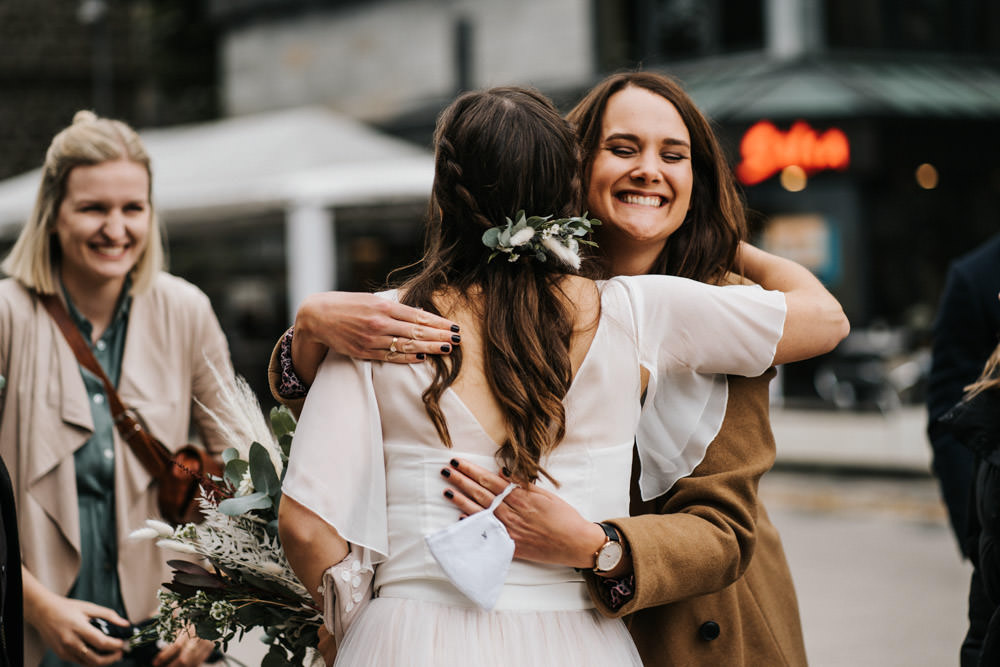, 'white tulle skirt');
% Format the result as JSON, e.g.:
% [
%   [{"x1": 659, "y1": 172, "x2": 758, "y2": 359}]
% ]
[{"x1": 333, "y1": 596, "x2": 643, "y2": 667}]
